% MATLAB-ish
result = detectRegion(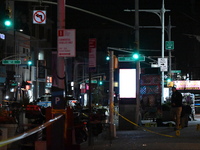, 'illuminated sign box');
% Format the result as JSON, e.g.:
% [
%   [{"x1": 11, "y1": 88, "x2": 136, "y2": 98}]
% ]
[
  {"x1": 173, "y1": 80, "x2": 200, "y2": 90},
  {"x1": 119, "y1": 69, "x2": 136, "y2": 98}
]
